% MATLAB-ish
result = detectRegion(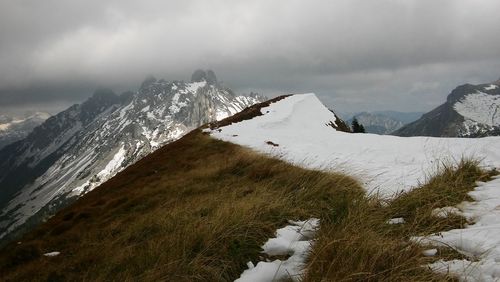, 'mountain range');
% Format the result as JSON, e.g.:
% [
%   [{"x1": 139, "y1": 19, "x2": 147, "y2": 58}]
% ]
[
  {"x1": 339, "y1": 111, "x2": 422, "y2": 135},
  {"x1": 347, "y1": 112, "x2": 422, "y2": 134},
  {"x1": 0, "y1": 70, "x2": 264, "y2": 243}
]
